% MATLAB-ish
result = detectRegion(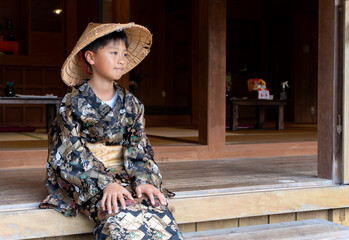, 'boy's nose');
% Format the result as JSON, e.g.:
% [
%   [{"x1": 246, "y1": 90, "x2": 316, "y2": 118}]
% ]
[
  {"x1": 118, "y1": 58, "x2": 125, "y2": 64},
  {"x1": 118, "y1": 57, "x2": 128, "y2": 65}
]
